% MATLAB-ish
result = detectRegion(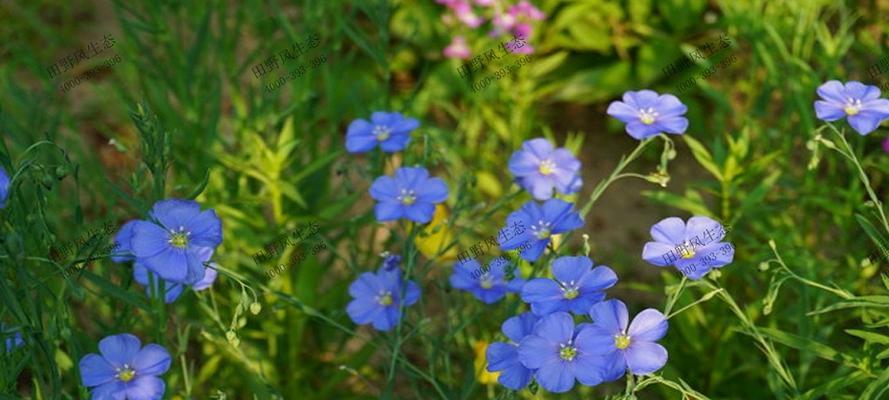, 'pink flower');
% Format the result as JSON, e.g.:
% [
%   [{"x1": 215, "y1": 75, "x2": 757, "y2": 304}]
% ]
[
  {"x1": 444, "y1": 36, "x2": 471, "y2": 59},
  {"x1": 883, "y1": 137, "x2": 889, "y2": 153},
  {"x1": 513, "y1": 23, "x2": 533, "y2": 40},
  {"x1": 475, "y1": 0, "x2": 495, "y2": 5},
  {"x1": 453, "y1": 1, "x2": 484, "y2": 28},
  {"x1": 511, "y1": 1, "x2": 545, "y2": 20},
  {"x1": 491, "y1": 12, "x2": 517, "y2": 36}
]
